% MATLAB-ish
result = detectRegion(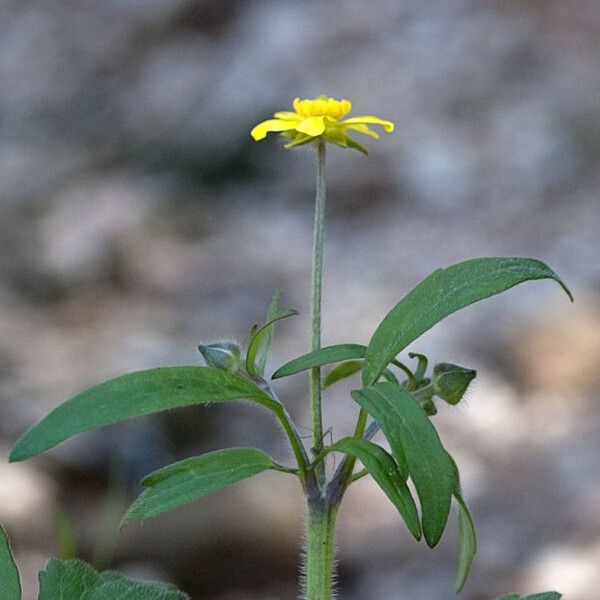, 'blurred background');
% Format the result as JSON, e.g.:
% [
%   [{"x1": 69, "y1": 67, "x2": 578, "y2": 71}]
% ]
[{"x1": 1, "y1": 1, "x2": 599, "y2": 598}]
